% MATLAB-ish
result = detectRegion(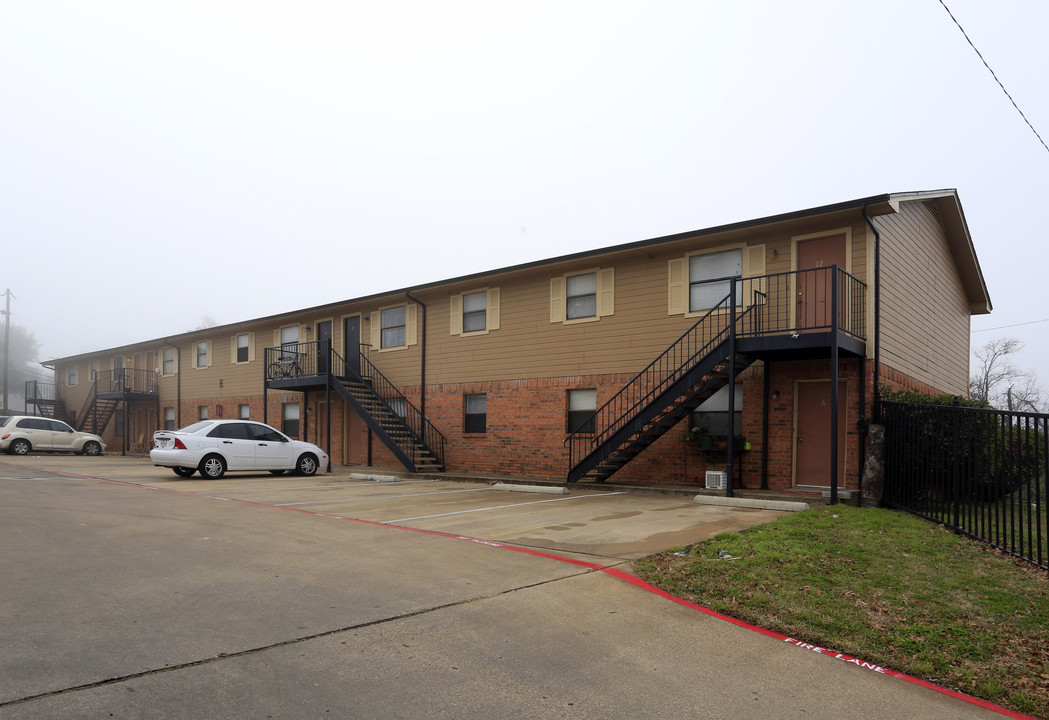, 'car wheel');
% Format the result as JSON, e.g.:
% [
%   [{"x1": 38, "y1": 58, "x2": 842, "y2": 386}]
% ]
[
  {"x1": 173, "y1": 467, "x2": 196, "y2": 478},
  {"x1": 81, "y1": 441, "x2": 102, "y2": 456},
  {"x1": 199, "y1": 455, "x2": 226, "y2": 479},
  {"x1": 296, "y1": 454, "x2": 318, "y2": 476},
  {"x1": 268, "y1": 470, "x2": 287, "y2": 475},
  {"x1": 10, "y1": 439, "x2": 31, "y2": 455}
]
